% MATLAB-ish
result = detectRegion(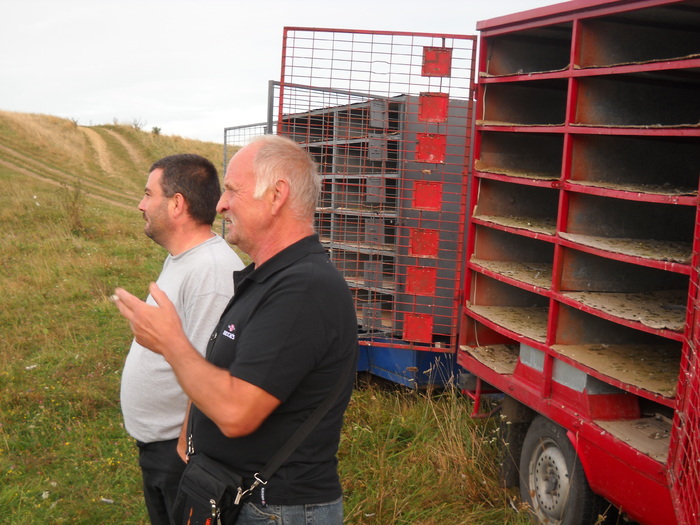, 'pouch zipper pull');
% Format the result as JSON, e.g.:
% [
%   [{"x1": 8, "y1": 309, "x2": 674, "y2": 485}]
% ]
[
  {"x1": 187, "y1": 434, "x2": 194, "y2": 458},
  {"x1": 210, "y1": 498, "x2": 221, "y2": 524}
]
